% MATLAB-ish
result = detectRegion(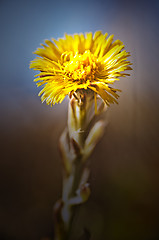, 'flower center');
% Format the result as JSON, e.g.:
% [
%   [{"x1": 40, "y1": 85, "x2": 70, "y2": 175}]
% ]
[{"x1": 62, "y1": 50, "x2": 98, "y2": 82}]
